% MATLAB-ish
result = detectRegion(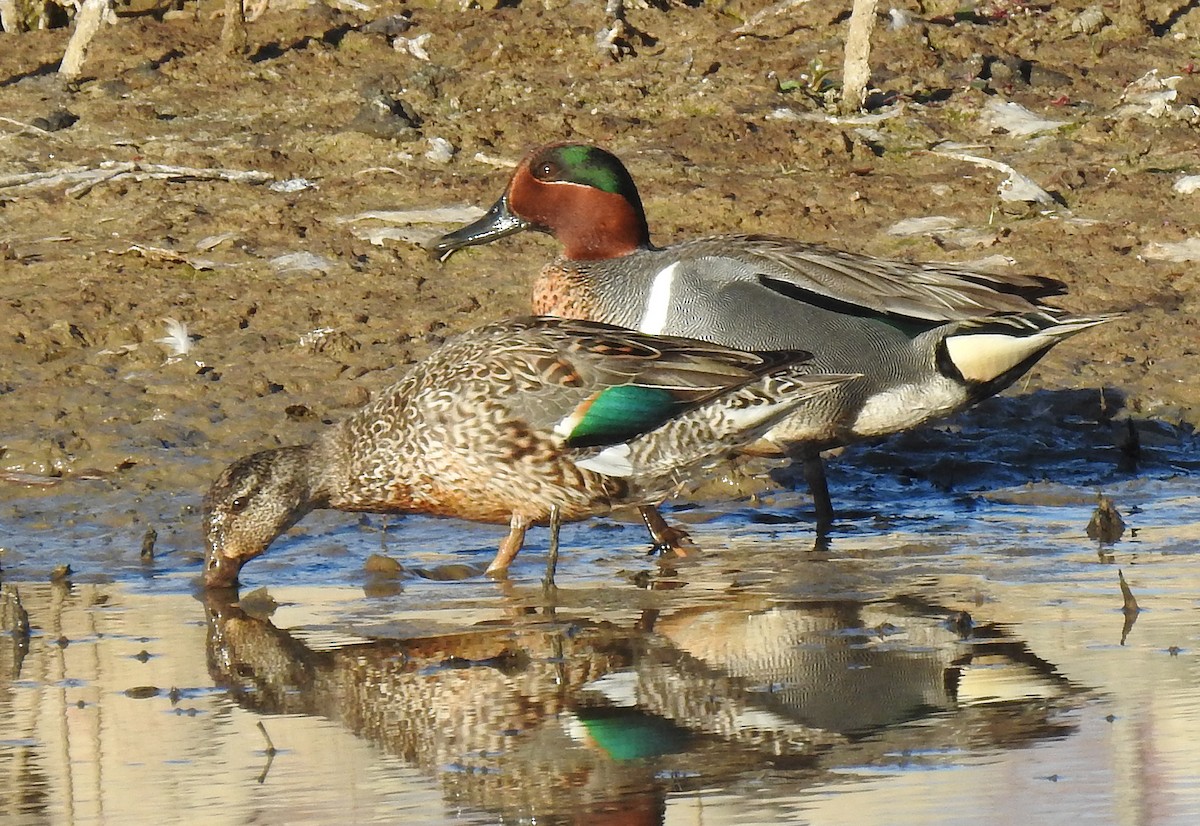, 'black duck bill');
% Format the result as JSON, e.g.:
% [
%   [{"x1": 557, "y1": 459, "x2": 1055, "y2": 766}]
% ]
[{"x1": 428, "y1": 192, "x2": 532, "y2": 261}]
